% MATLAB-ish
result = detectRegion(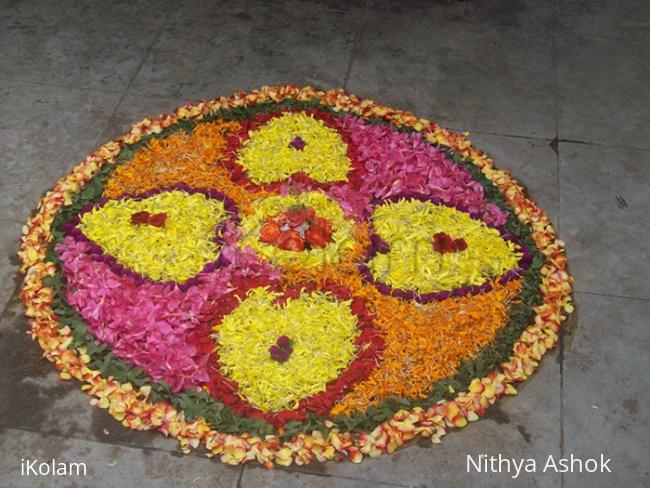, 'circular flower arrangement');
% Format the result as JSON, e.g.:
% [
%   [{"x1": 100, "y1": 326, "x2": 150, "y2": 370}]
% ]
[{"x1": 18, "y1": 85, "x2": 574, "y2": 467}]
